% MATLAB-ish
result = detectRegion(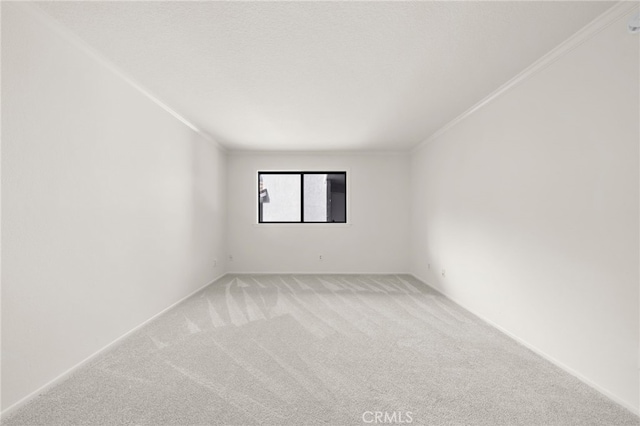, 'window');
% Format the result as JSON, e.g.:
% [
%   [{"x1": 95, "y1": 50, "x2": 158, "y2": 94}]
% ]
[{"x1": 258, "y1": 172, "x2": 347, "y2": 223}]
